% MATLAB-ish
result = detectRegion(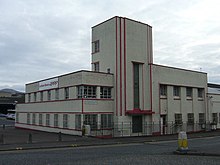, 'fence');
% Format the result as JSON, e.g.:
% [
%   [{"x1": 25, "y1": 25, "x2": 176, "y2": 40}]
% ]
[{"x1": 91, "y1": 121, "x2": 215, "y2": 137}]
